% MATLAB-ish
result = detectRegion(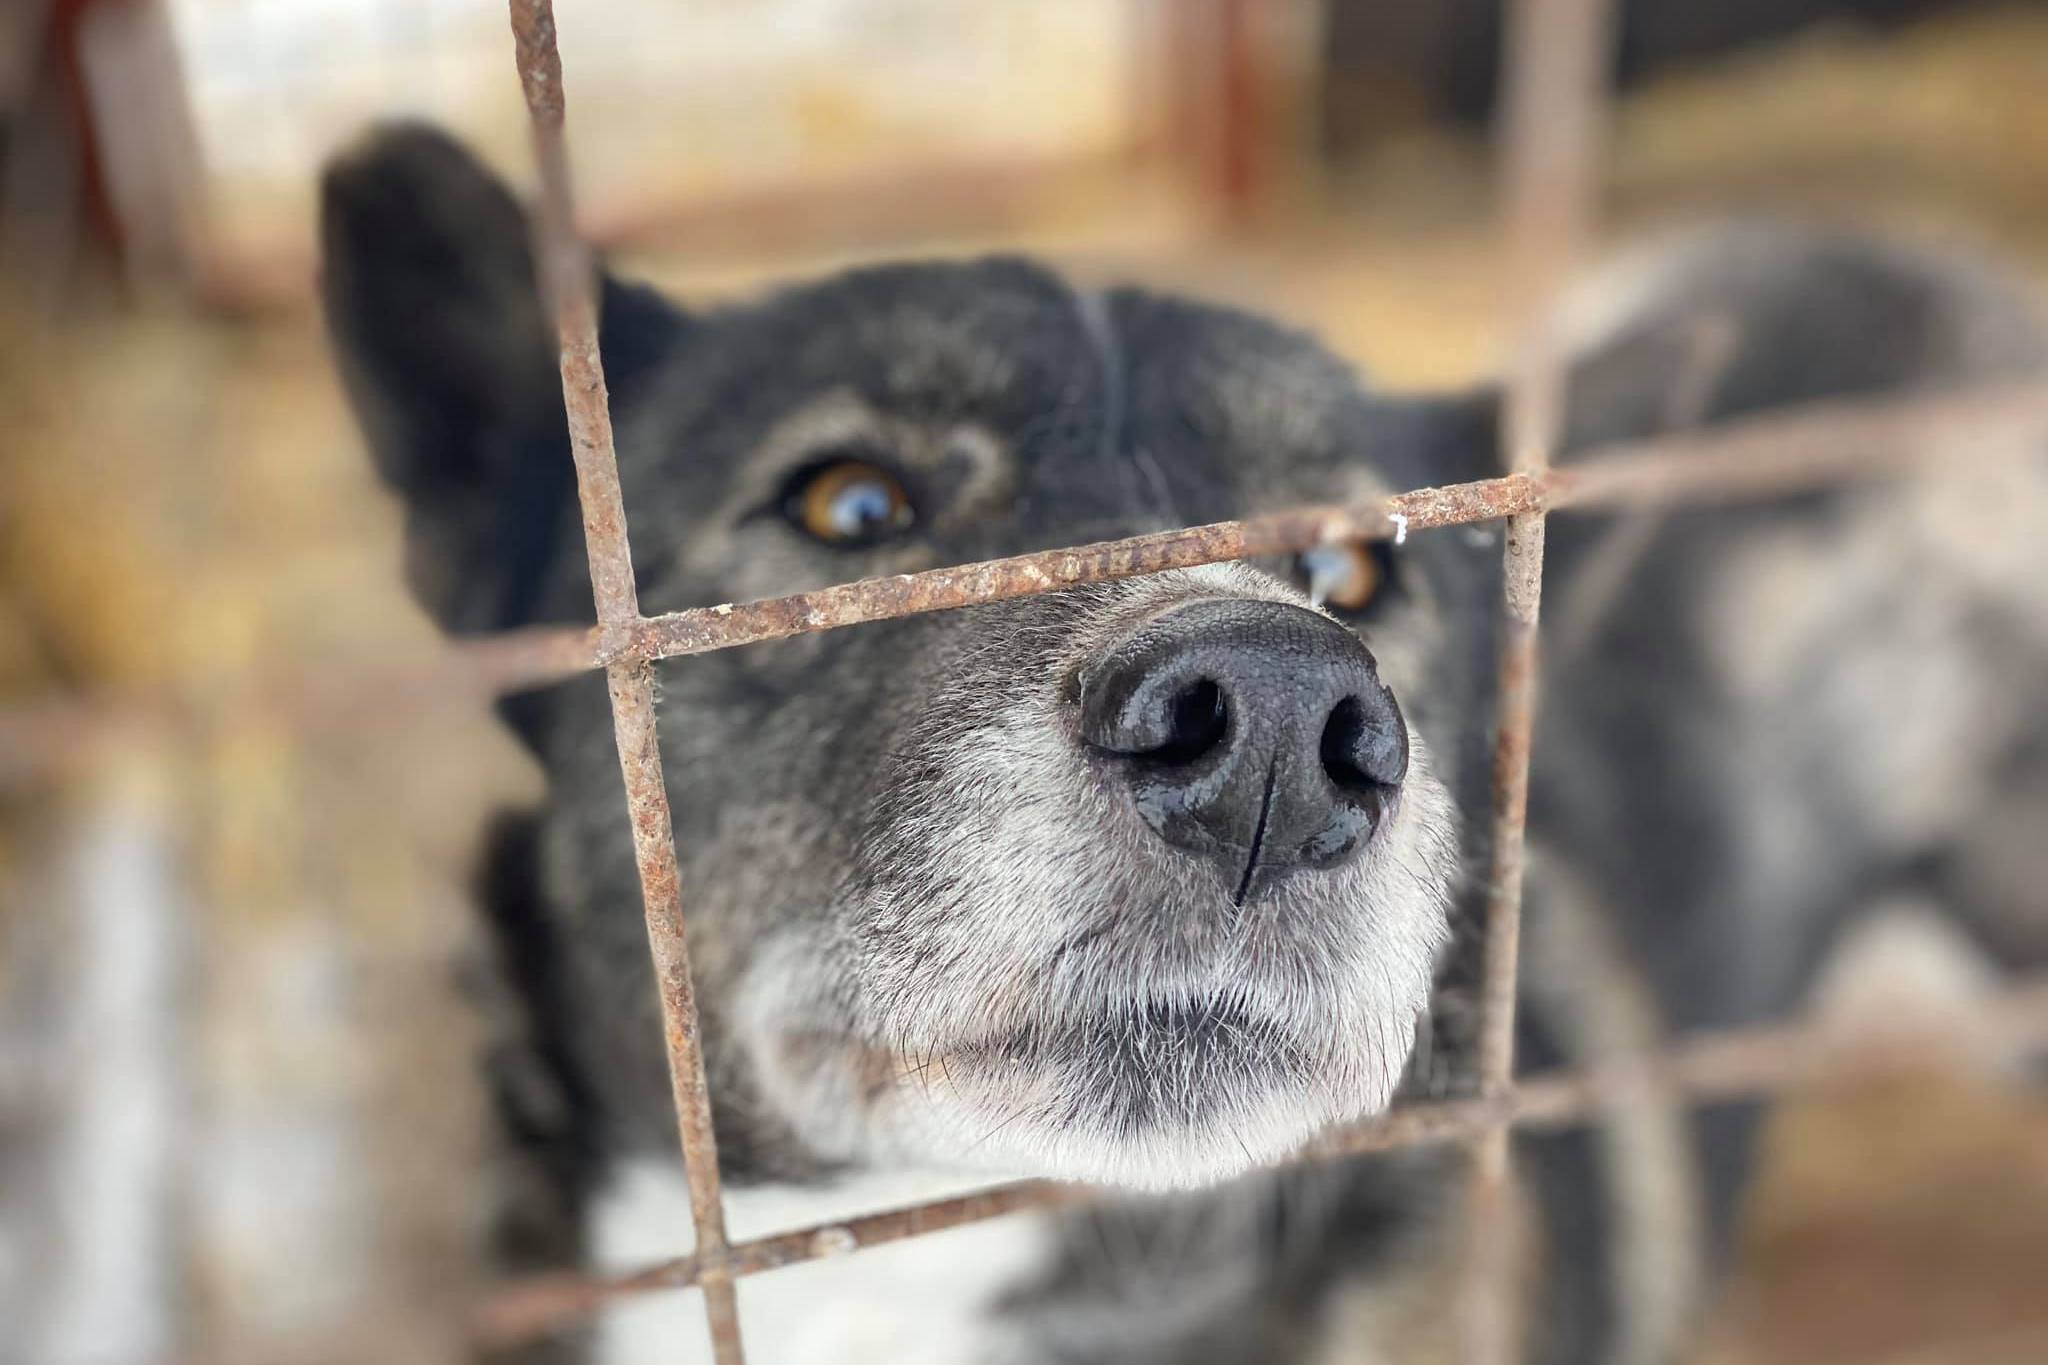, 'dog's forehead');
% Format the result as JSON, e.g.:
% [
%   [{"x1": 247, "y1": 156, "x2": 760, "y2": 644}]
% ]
[
  {"x1": 743, "y1": 256, "x2": 1096, "y2": 416},
  {"x1": 617, "y1": 258, "x2": 1393, "y2": 572},
  {"x1": 1103, "y1": 285, "x2": 1386, "y2": 511}
]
